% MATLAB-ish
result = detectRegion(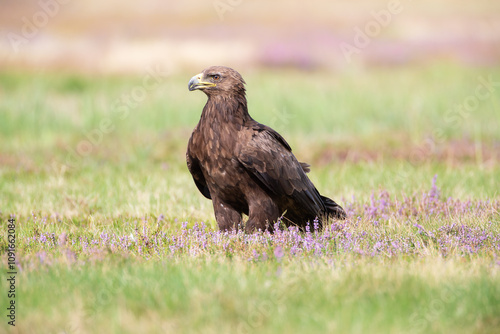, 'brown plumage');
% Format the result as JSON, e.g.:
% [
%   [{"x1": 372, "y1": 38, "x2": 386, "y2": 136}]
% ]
[{"x1": 187, "y1": 66, "x2": 346, "y2": 232}]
